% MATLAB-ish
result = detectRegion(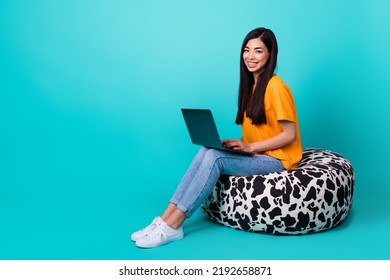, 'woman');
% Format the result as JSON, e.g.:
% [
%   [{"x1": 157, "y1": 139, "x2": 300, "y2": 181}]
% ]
[{"x1": 131, "y1": 27, "x2": 302, "y2": 248}]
